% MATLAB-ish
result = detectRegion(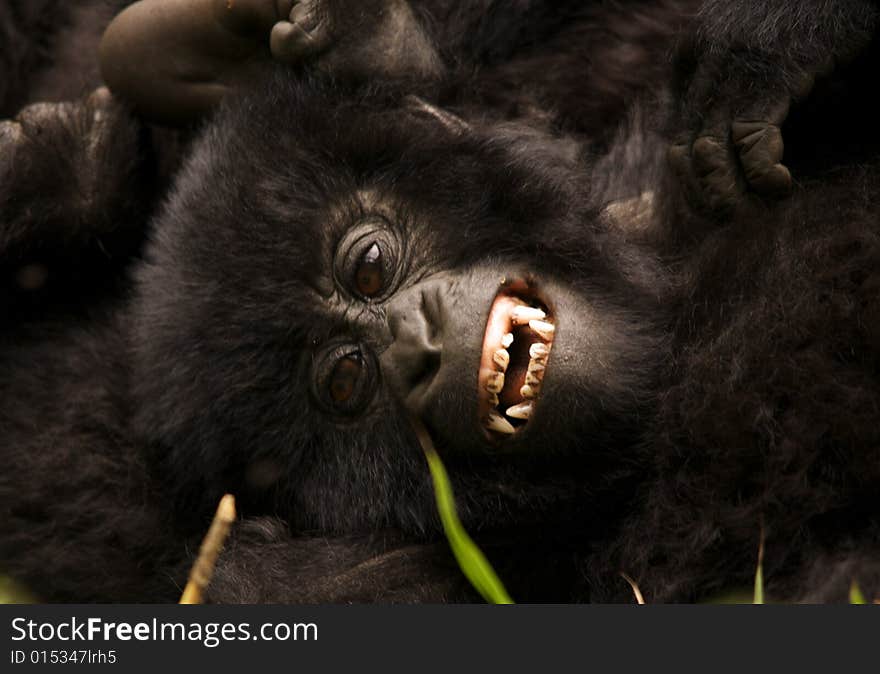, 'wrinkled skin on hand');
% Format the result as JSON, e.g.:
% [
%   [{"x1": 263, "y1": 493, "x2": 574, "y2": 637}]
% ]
[
  {"x1": 100, "y1": 0, "x2": 292, "y2": 124},
  {"x1": 99, "y1": 0, "x2": 440, "y2": 125},
  {"x1": 667, "y1": 0, "x2": 878, "y2": 213}
]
